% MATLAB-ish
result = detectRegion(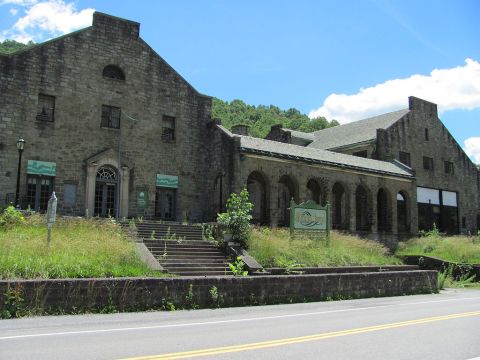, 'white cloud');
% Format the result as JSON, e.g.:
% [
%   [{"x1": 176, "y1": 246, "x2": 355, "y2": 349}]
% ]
[
  {"x1": 0, "y1": 0, "x2": 37, "y2": 5},
  {"x1": 1, "y1": 0, "x2": 94, "y2": 43},
  {"x1": 309, "y1": 59, "x2": 480, "y2": 124},
  {"x1": 9, "y1": 7, "x2": 18, "y2": 15},
  {"x1": 464, "y1": 137, "x2": 480, "y2": 164}
]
